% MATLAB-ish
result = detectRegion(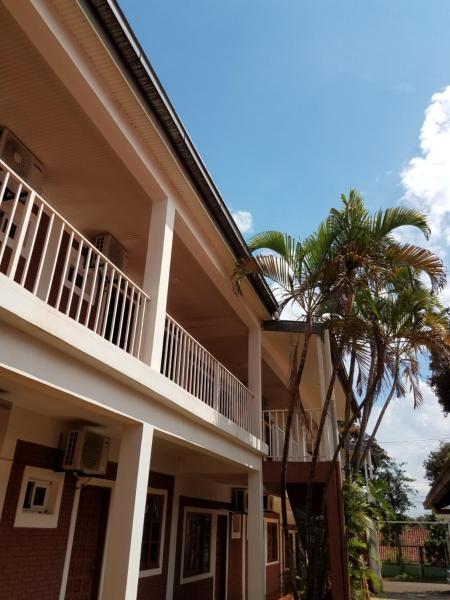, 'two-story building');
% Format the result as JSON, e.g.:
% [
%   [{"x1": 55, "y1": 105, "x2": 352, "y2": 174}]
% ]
[{"x1": 0, "y1": 1, "x2": 348, "y2": 599}]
